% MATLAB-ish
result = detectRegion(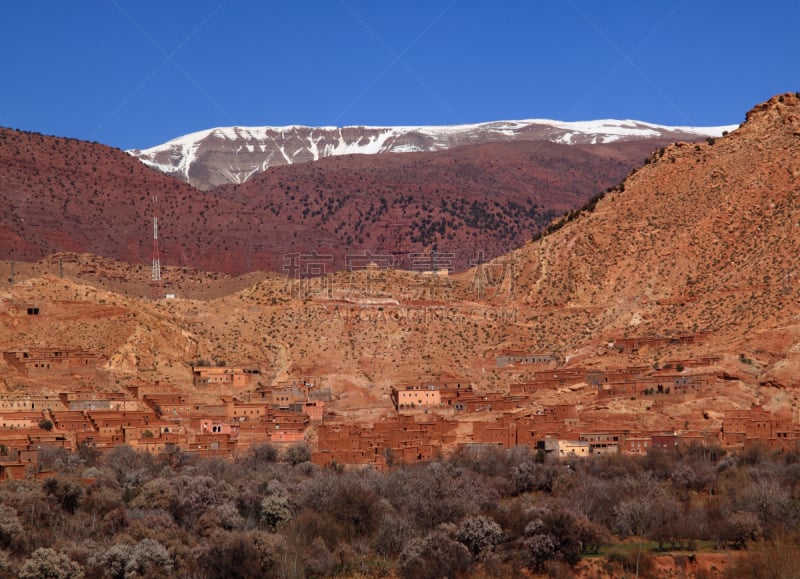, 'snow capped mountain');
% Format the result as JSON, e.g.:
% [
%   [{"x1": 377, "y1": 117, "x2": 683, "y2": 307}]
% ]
[{"x1": 127, "y1": 119, "x2": 738, "y2": 190}]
